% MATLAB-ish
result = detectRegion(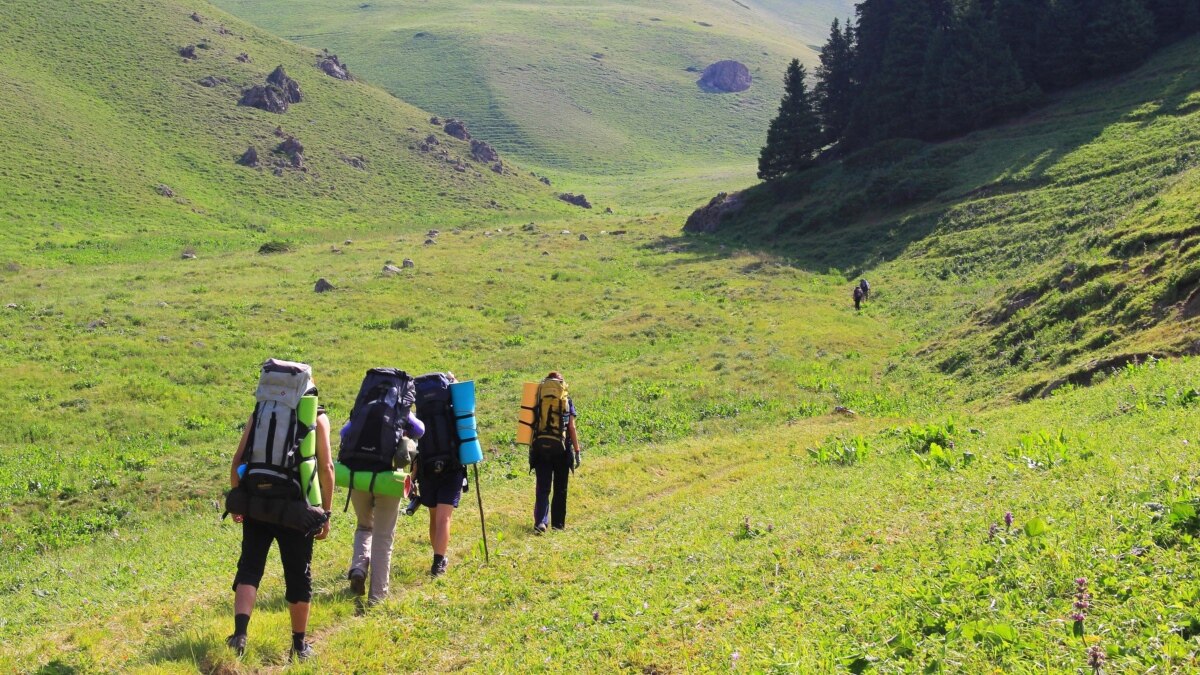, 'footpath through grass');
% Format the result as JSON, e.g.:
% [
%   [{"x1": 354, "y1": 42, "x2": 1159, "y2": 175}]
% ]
[{"x1": 7, "y1": 355, "x2": 1200, "y2": 672}]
